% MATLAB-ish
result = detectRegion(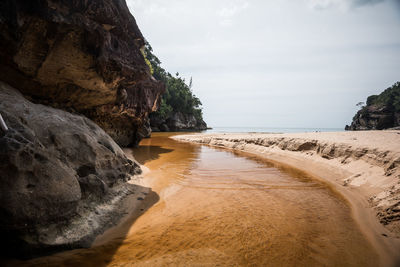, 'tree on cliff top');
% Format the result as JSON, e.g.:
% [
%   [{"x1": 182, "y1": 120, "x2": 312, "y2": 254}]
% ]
[{"x1": 142, "y1": 41, "x2": 204, "y2": 122}]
